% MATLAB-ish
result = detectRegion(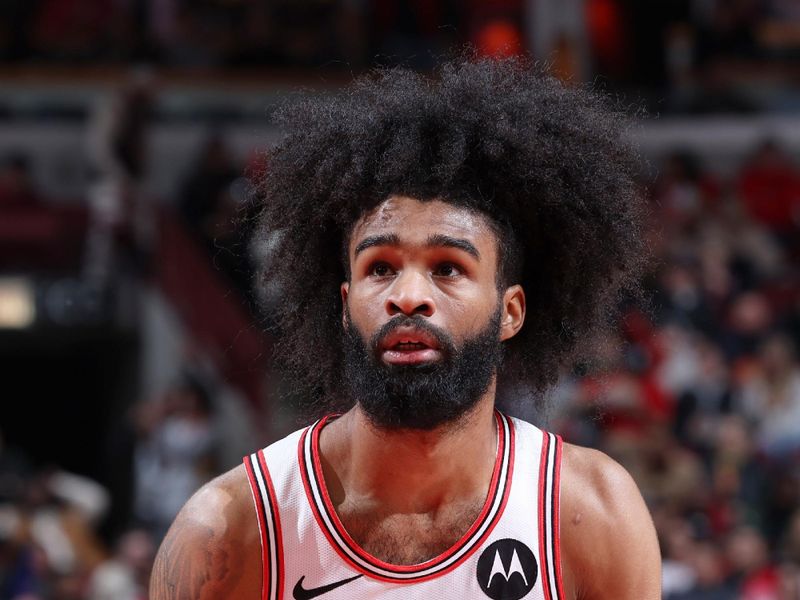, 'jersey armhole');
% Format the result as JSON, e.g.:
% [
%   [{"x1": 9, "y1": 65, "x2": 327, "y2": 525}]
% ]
[{"x1": 244, "y1": 451, "x2": 284, "y2": 600}]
